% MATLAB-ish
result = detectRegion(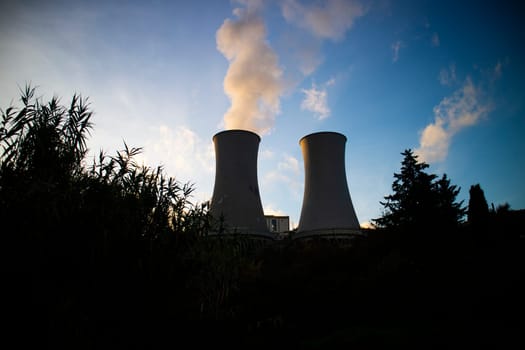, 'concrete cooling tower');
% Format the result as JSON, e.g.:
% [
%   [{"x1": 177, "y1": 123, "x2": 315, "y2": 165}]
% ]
[
  {"x1": 296, "y1": 131, "x2": 361, "y2": 238},
  {"x1": 209, "y1": 130, "x2": 271, "y2": 238}
]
